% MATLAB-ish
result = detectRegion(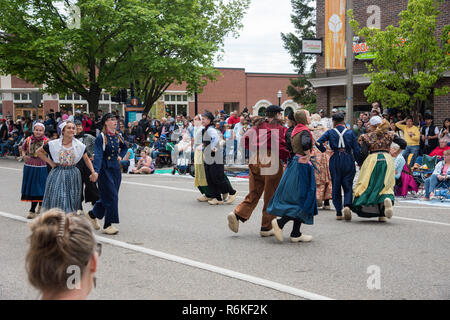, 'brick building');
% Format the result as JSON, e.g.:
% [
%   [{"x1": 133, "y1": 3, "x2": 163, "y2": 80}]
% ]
[
  {"x1": 0, "y1": 68, "x2": 301, "y2": 120},
  {"x1": 161, "y1": 68, "x2": 300, "y2": 118},
  {"x1": 310, "y1": 0, "x2": 450, "y2": 125}
]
